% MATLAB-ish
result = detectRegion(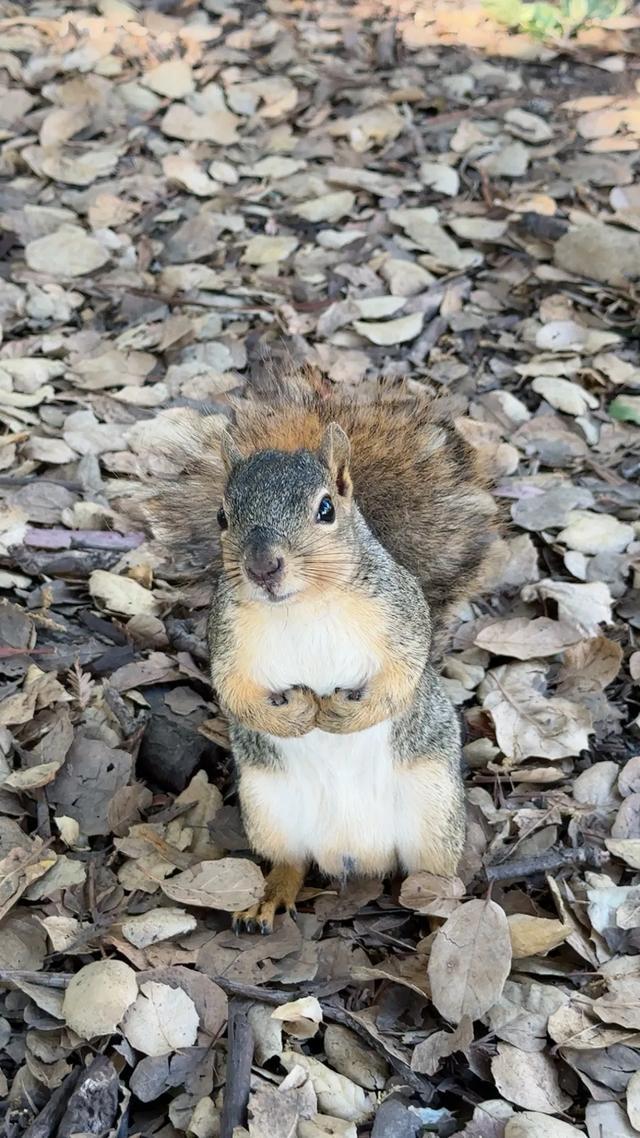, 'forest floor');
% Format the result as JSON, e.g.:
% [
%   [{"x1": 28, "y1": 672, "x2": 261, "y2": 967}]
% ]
[{"x1": 1, "y1": 1, "x2": 640, "y2": 1136}]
